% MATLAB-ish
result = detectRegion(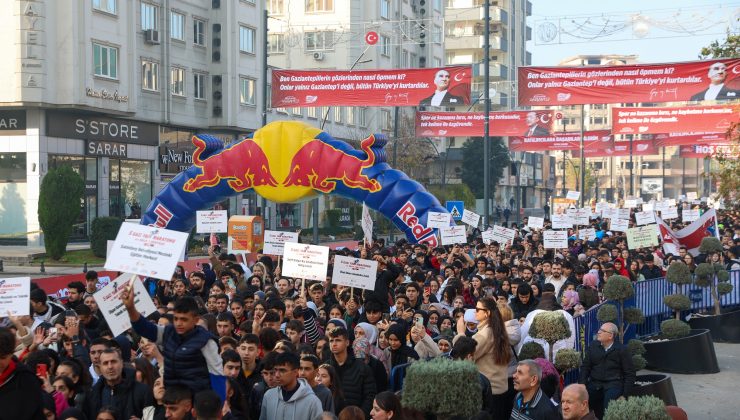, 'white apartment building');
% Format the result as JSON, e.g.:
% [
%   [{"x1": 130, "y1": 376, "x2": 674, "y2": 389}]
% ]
[
  {"x1": 553, "y1": 54, "x2": 705, "y2": 204},
  {"x1": 0, "y1": 0, "x2": 266, "y2": 246}
]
